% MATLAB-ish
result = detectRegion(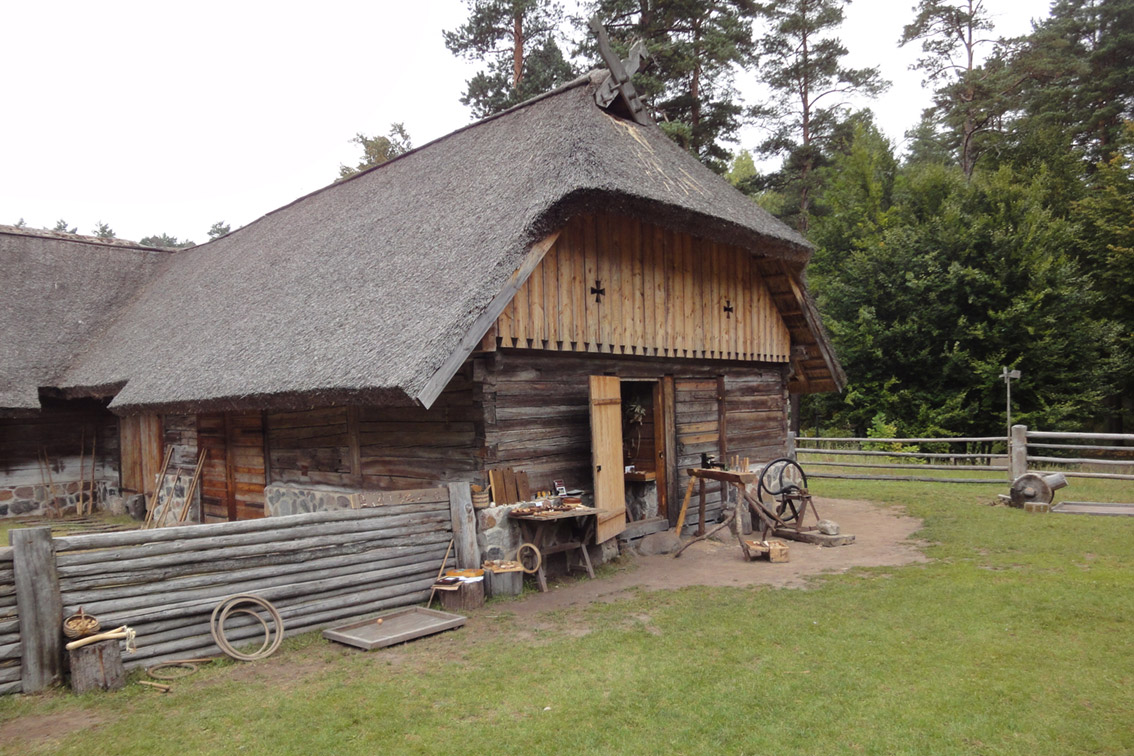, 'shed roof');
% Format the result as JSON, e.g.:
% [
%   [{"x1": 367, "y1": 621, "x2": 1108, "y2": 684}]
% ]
[{"x1": 8, "y1": 71, "x2": 842, "y2": 415}]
